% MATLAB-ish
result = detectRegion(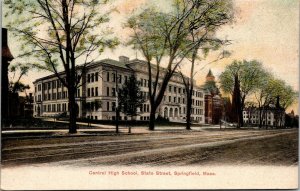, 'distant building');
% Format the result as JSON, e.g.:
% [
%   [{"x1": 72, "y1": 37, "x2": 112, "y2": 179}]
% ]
[
  {"x1": 33, "y1": 57, "x2": 205, "y2": 123},
  {"x1": 202, "y1": 69, "x2": 224, "y2": 124},
  {"x1": 243, "y1": 97, "x2": 285, "y2": 128},
  {"x1": 285, "y1": 110, "x2": 298, "y2": 128}
]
